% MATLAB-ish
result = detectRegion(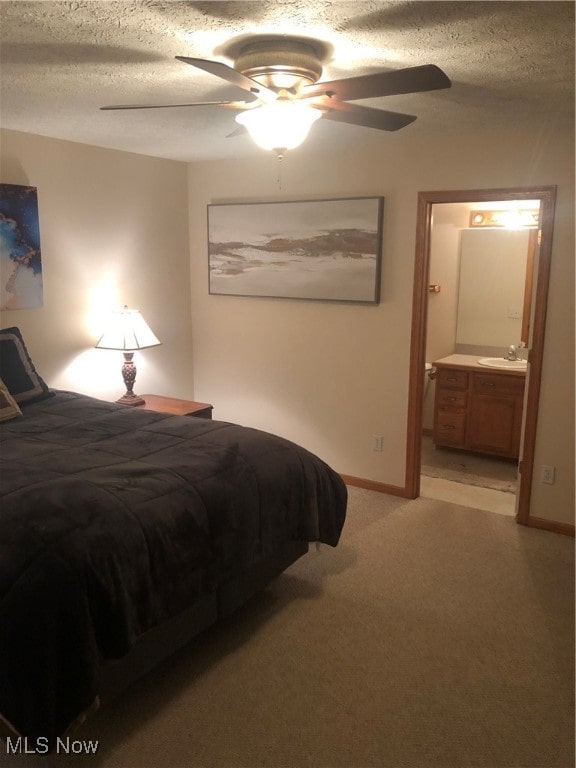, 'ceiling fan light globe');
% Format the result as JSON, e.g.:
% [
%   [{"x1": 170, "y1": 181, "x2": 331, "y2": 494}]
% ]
[{"x1": 235, "y1": 102, "x2": 321, "y2": 152}]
